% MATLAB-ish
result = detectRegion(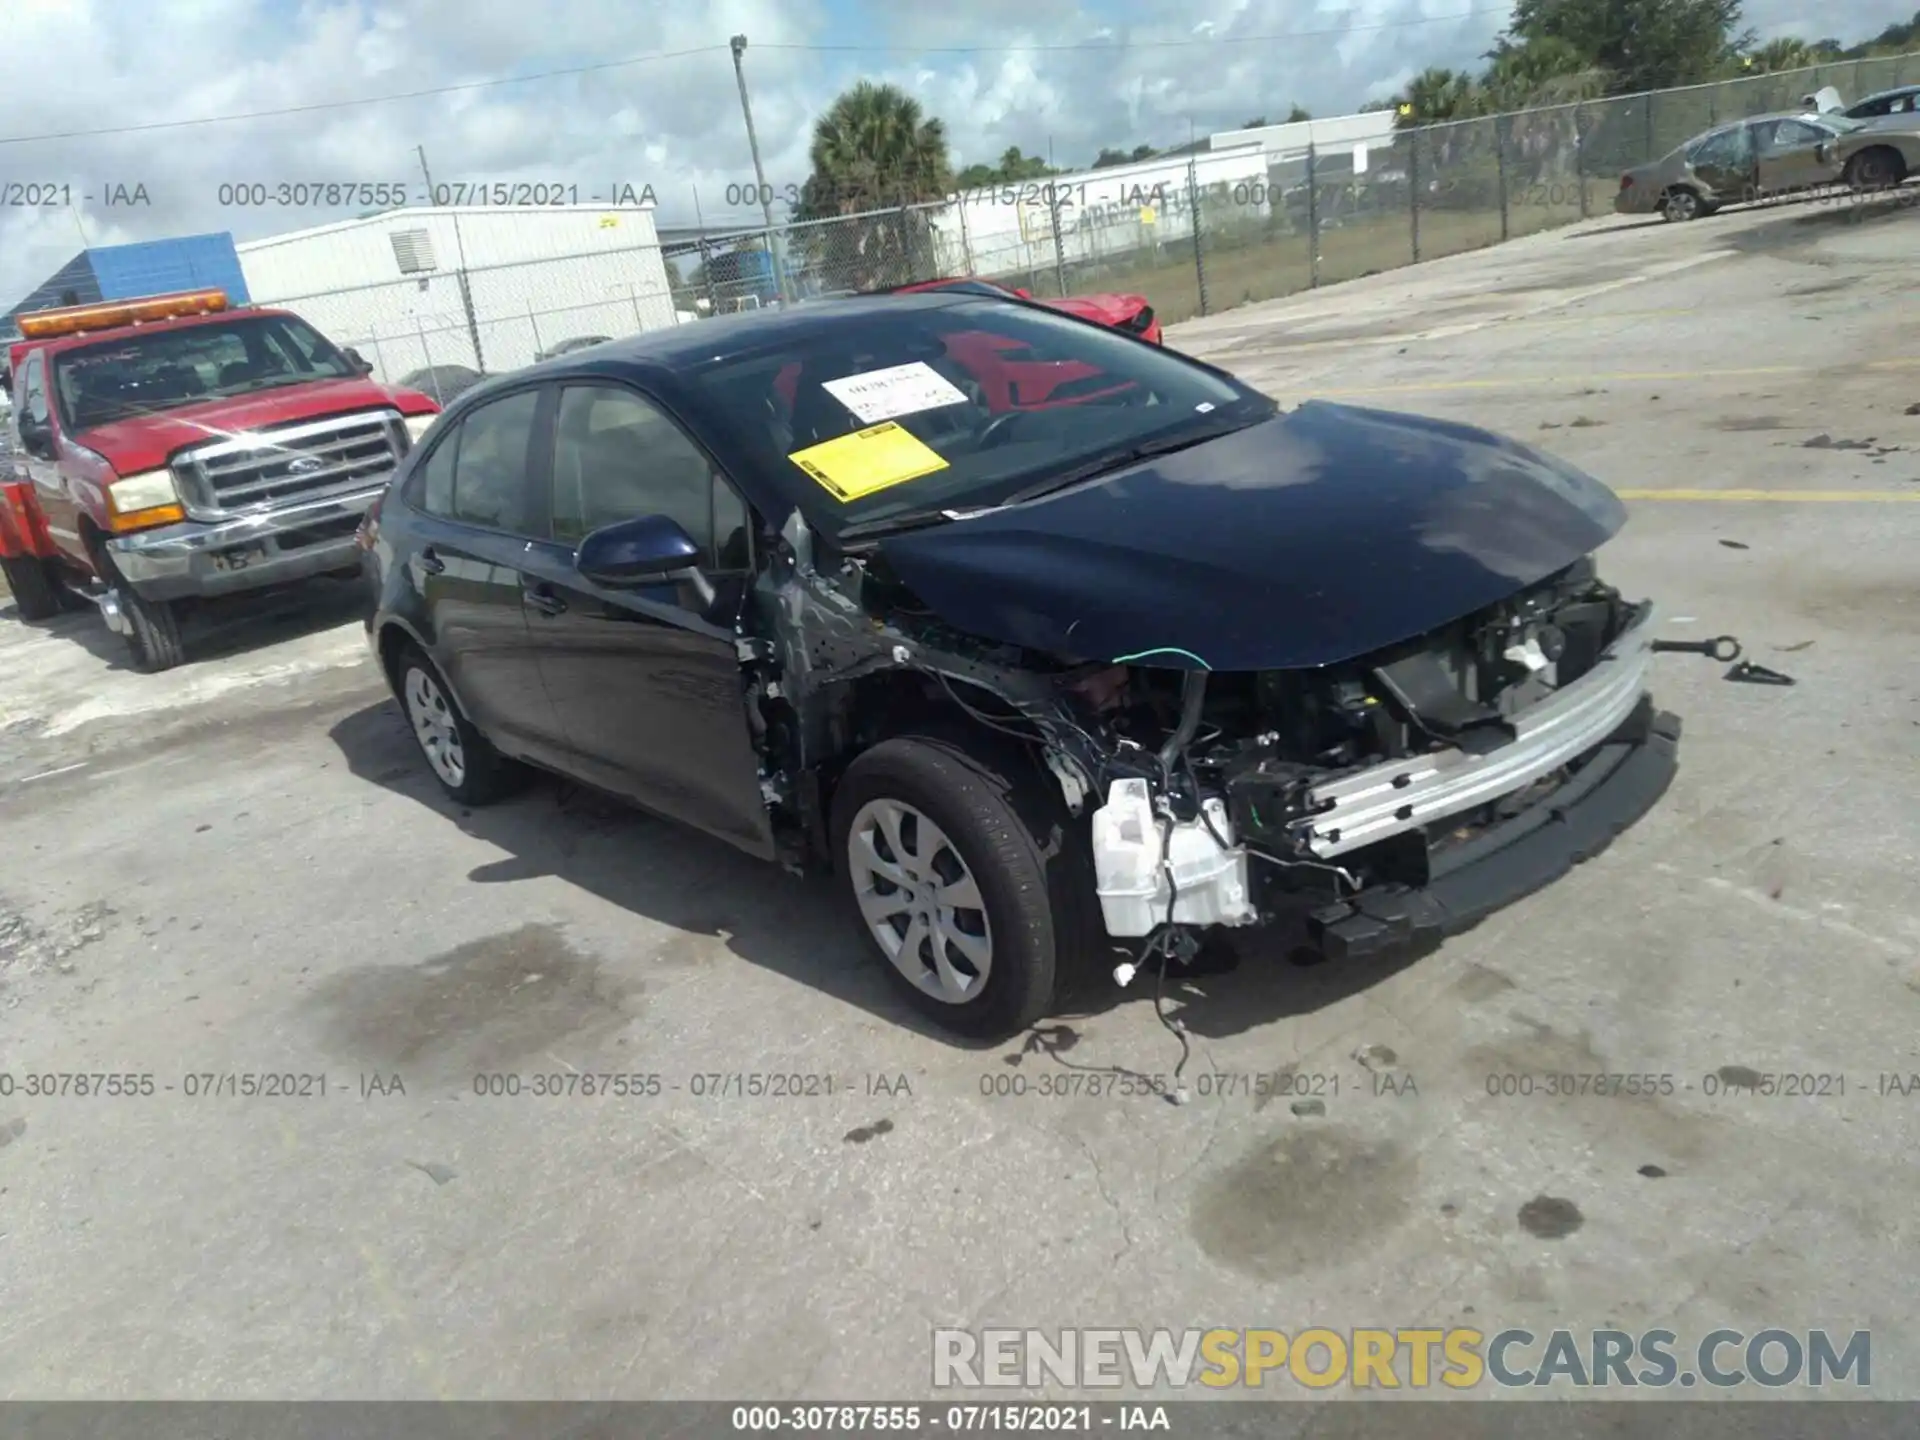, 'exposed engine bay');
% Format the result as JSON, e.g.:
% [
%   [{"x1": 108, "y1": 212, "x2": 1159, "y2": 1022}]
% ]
[{"x1": 746, "y1": 510, "x2": 1675, "y2": 970}]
